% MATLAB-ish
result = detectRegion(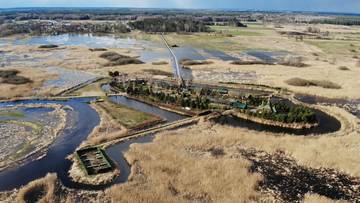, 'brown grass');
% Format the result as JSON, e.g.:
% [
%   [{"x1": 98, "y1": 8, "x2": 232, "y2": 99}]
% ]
[
  {"x1": 16, "y1": 173, "x2": 57, "y2": 203},
  {"x1": 107, "y1": 123, "x2": 265, "y2": 203},
  {"x1": 286, "y1": 78, "x2": 342, "y2": 89},
  {"x1": 303, "y1": 193, "x2": 349, "y2": 203},
  {"x1": 106, "y1": 106, "x2": 359, "y2": 202},
  {"x1": 0, "y1": 68, "x2": 57, "y2": 99}
]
